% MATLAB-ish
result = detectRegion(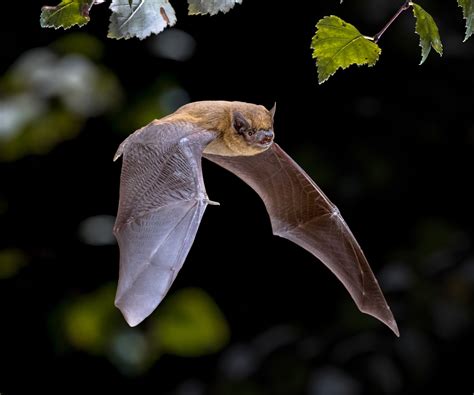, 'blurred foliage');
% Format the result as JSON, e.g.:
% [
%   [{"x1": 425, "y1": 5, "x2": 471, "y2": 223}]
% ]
[
  {"x1": 78, "y1": 215, "x2": 116, "y2": 246},
  {"x1": 52, "y1": 32, "x2": 105, "y2": 60},
  {"x1": 151, "y1": 288, "x2": 230, "y2": 357},
  {"x1": 116, "y1": 78, "x2": 190, "y2": 133},
  {"x1": 0, "y1": 34, "x2": 122, "y2": 161},
  {"x1": 0, "y1": 249, "x2": 28, "y2": 279},
  {"x1": 148, "y1": 28, "x2": 196, "y2": 61},
  {"x1": 56, "y1": 284, "x2": 229, "y2": 374},
  {"x1": 61, "y1": 283, "x2": 119, "y2": 354}
]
